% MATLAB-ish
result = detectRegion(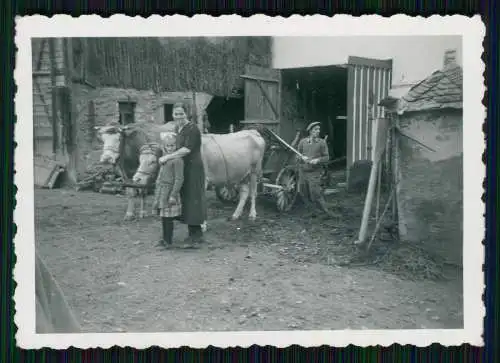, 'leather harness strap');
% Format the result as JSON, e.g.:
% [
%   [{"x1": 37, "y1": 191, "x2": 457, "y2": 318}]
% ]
[{"x1": 207, "y1": 134, "x2": 232, "y2": 186}]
